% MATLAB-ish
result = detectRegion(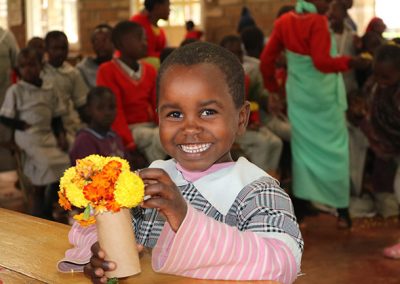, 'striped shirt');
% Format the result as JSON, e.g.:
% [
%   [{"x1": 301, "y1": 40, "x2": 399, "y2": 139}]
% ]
[{"x1": 136, "y1": 158, "x2": 303, "y2": 283}]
